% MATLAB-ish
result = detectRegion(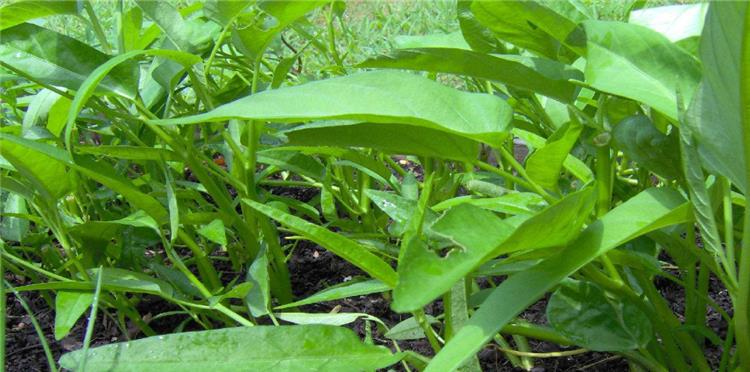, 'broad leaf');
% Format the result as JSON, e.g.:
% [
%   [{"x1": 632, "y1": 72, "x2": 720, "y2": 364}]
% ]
[
  {"x1": 197, "y1": 219, "x2": 227, "y2": 246},
  {"x1": 684, "y1": 2, "x2": 748, "y2": 192},
  {"x1": 526, "y1": 120, "x2": 583, "y2": 190},
  {"x1": 0, "y1": 0, "x2": 78, "y2": 30},
  {"x1": 0, "y1": 23, "x2": 138, "y2": 98},
  {"x1": 581, "y1": 20, "x2": 701, "y2": 120},
  {"x1": 629, "y1": 3, "x2": 708, "y2": 42},
  {"x1": 612, "y1": 115, "x2": 681, "y2": 180},
  {"x1": 150, "y1": 71, "x2": 512, "y2": 146},
  {"x1": 471, "y1": 1, "x2": 583, "y2": 60},
  {"x1": 547, "y1": 279, "x2": 652, "y2": 351},
  {"x1": 59, "y1": 325, "x2": 401, "y2": 371},
  {"x1": 54, "y1": 291, "x2": 94, "y2": 340},
  {"x1": 426, "y1": 188, "x2": 690, "y2": 371},
  {"x1": 393, "y1": 187, "x2": 594, "y2": 312}
]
